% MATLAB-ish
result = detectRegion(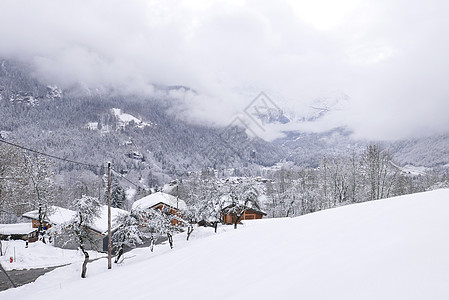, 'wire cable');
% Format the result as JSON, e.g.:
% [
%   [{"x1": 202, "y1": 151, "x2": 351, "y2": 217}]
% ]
[
  {"x1": 0, "y1": 138, "x2": 101, "y2": 169},
  {"x1": 111, "y1": 167, "x2": 142, "y2": 188},
  {"x1": 0, "y1": 138, "x2": 146, "y2": 190}
]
